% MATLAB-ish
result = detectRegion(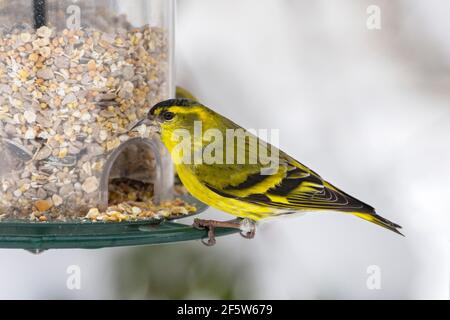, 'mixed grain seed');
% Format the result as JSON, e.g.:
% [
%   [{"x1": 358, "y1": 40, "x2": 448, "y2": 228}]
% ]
[
  {"x1": 84, "y1": 198, "x2": 196, "y2": 223},
  {"x1": 0, "y1": 23, "x2": 172, "y2": 221}
]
